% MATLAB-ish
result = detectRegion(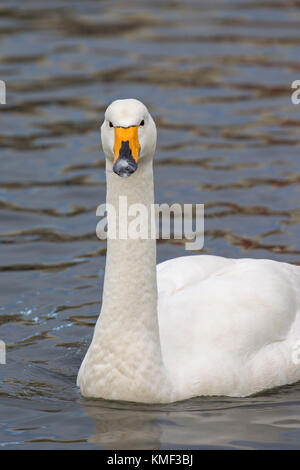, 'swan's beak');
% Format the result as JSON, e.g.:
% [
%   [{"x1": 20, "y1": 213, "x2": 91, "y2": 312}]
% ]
[{"x1": 113, "y1": 126, "x2": 140, "y2": 177}]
